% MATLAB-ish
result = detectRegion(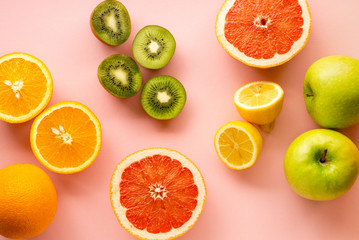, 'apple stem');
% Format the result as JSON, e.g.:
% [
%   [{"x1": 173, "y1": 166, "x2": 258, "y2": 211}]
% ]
[
  {"x1": 306, "y1": 93, "x2": 313, "y2": 97},
  {"x1": 319, "y1": 149, "x2": 328, "y2": 164}
]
